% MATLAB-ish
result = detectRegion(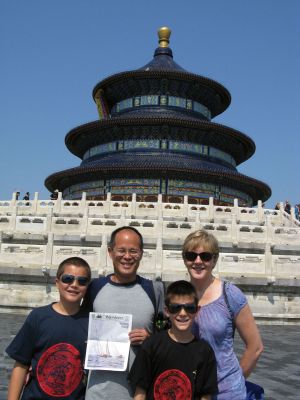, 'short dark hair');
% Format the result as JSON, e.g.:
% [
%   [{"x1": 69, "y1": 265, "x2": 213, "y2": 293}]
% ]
[
  {"x1": 56, "y1": 257, "x2": 91, "y2": 281},
  {"x1": 108, "y1": 226, "x2": 143, "y2": 250},
  {"x1": 165, "y1": 280, "x2": 198, "y2": 306}
]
